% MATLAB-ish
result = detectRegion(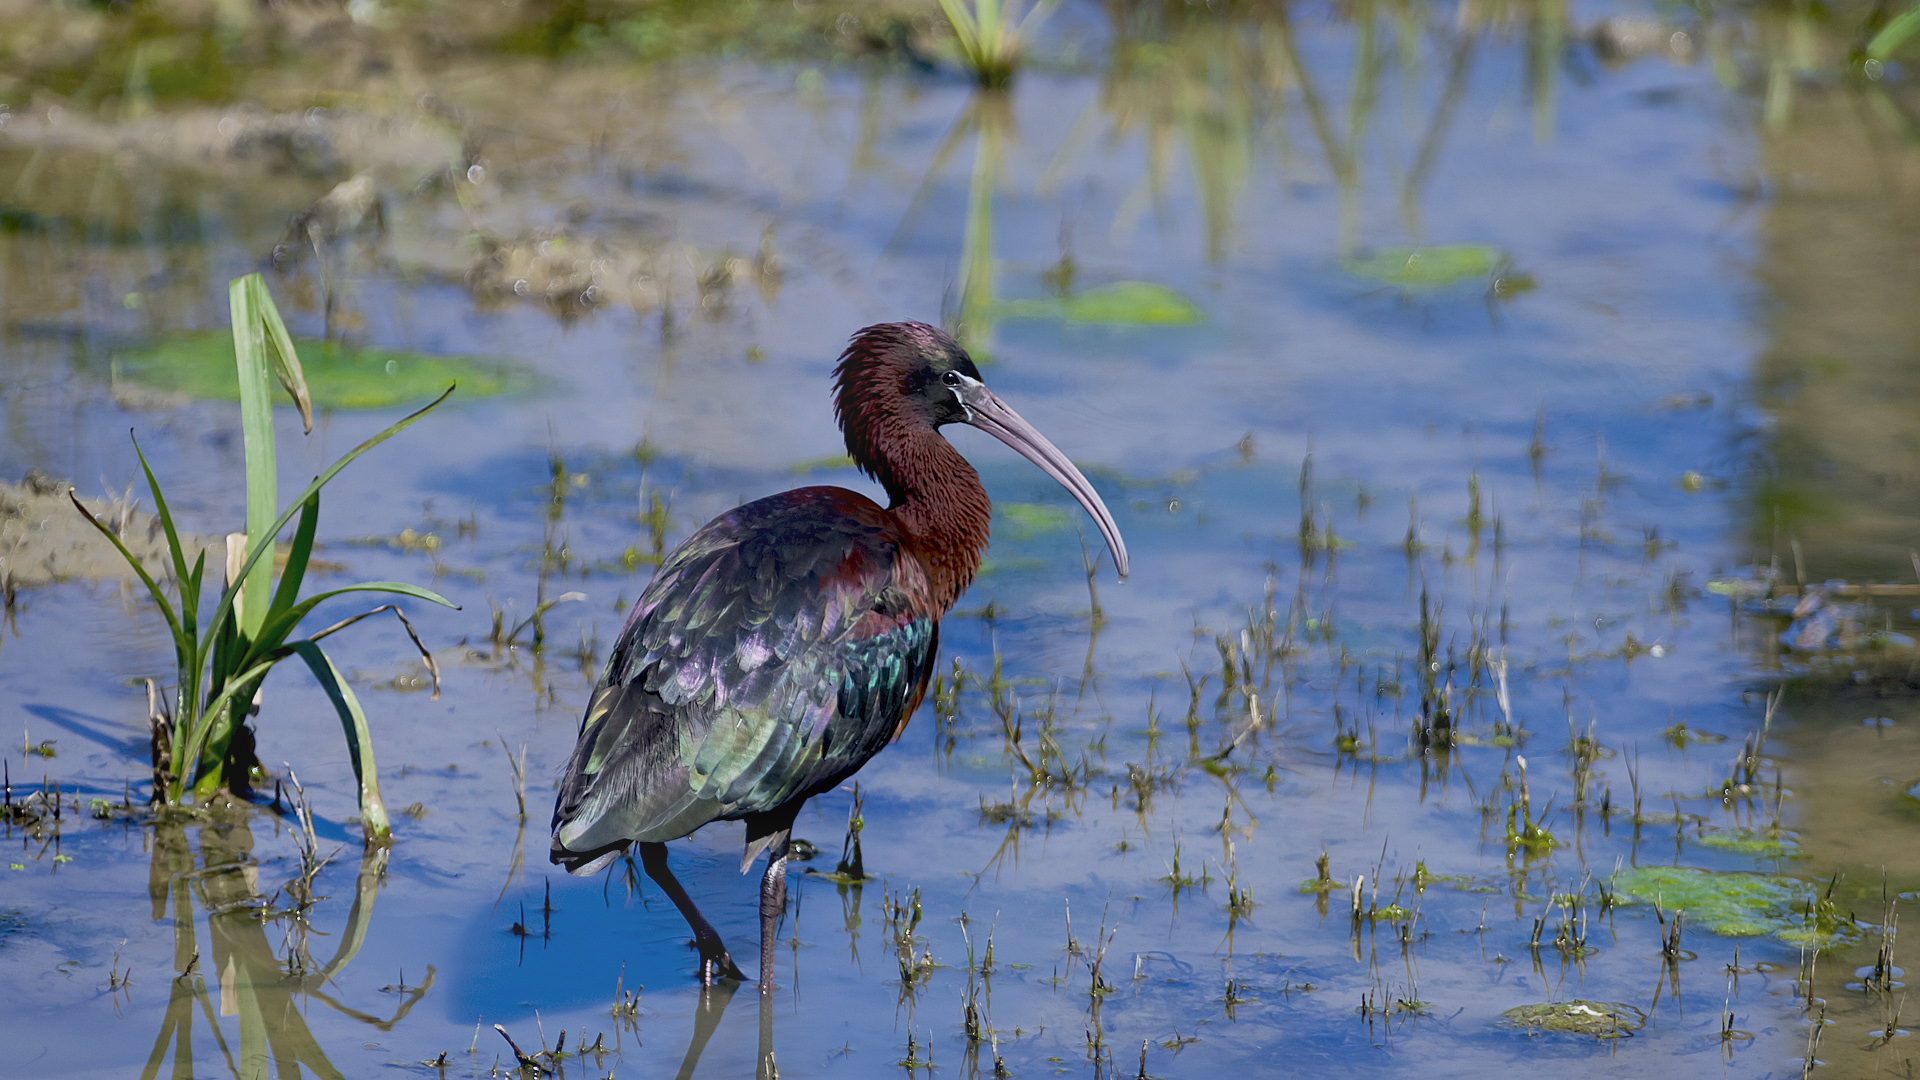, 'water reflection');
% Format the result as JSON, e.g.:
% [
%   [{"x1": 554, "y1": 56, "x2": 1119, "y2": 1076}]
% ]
[
  {"x1": 1735, "y1": 7, "x2": 1920, "y2": 1074},
  {"x1": 141, "y1": 812, "x2": 425, "y2": 1080}
]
